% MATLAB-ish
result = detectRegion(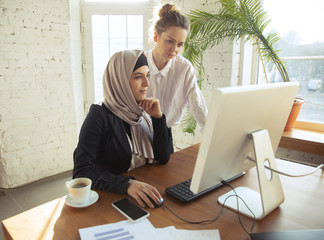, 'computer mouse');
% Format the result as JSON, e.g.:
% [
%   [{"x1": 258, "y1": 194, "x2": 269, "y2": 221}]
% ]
[{"x1": 145, "y1": 193, "x2": 164, "y2": 208}]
